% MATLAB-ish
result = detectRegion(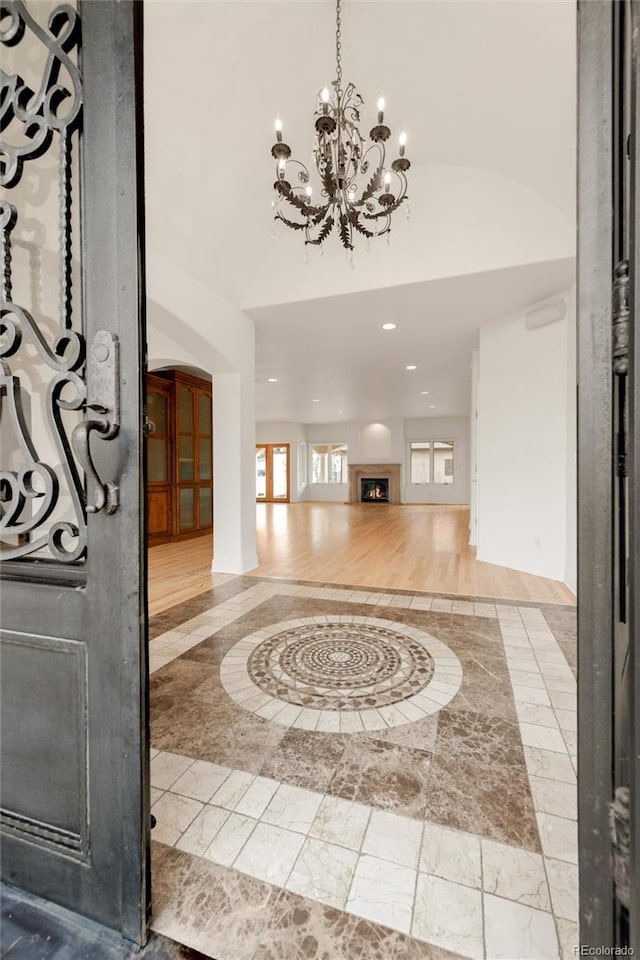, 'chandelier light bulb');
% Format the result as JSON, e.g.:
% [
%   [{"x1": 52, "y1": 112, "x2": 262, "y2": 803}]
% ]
[{"x1": 270, "y1": 0, "x2": 410, "y2": 251}]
